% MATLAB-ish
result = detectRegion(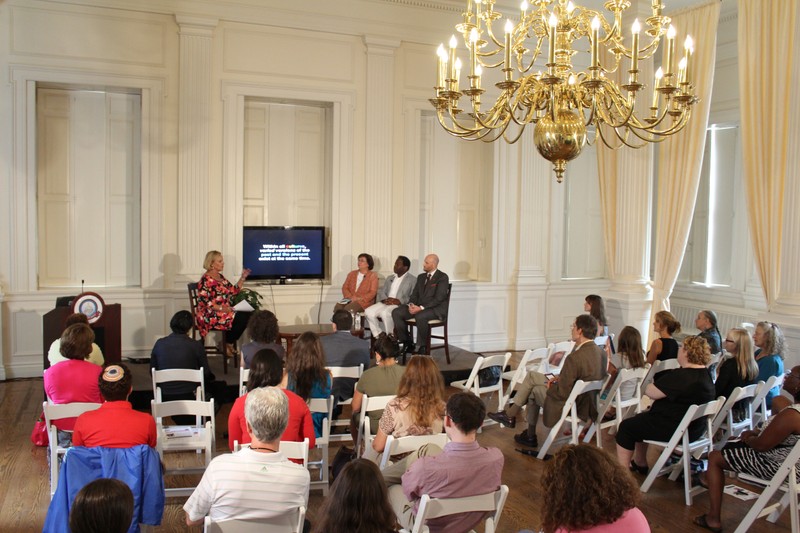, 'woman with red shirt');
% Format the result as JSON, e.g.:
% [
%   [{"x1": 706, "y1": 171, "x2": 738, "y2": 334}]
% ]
[{"x1": 228, "y1": 349, "x2": 315, "y2": 454}]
